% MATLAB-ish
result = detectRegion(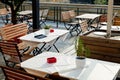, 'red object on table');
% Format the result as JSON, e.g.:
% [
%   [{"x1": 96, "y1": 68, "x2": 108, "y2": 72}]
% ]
[
  {"x1": 47, "y1": 57, "x2": 57, "y2": 63},
  {"x1": 50, "y1": 29, "x2": 54, "y2": 33}
]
